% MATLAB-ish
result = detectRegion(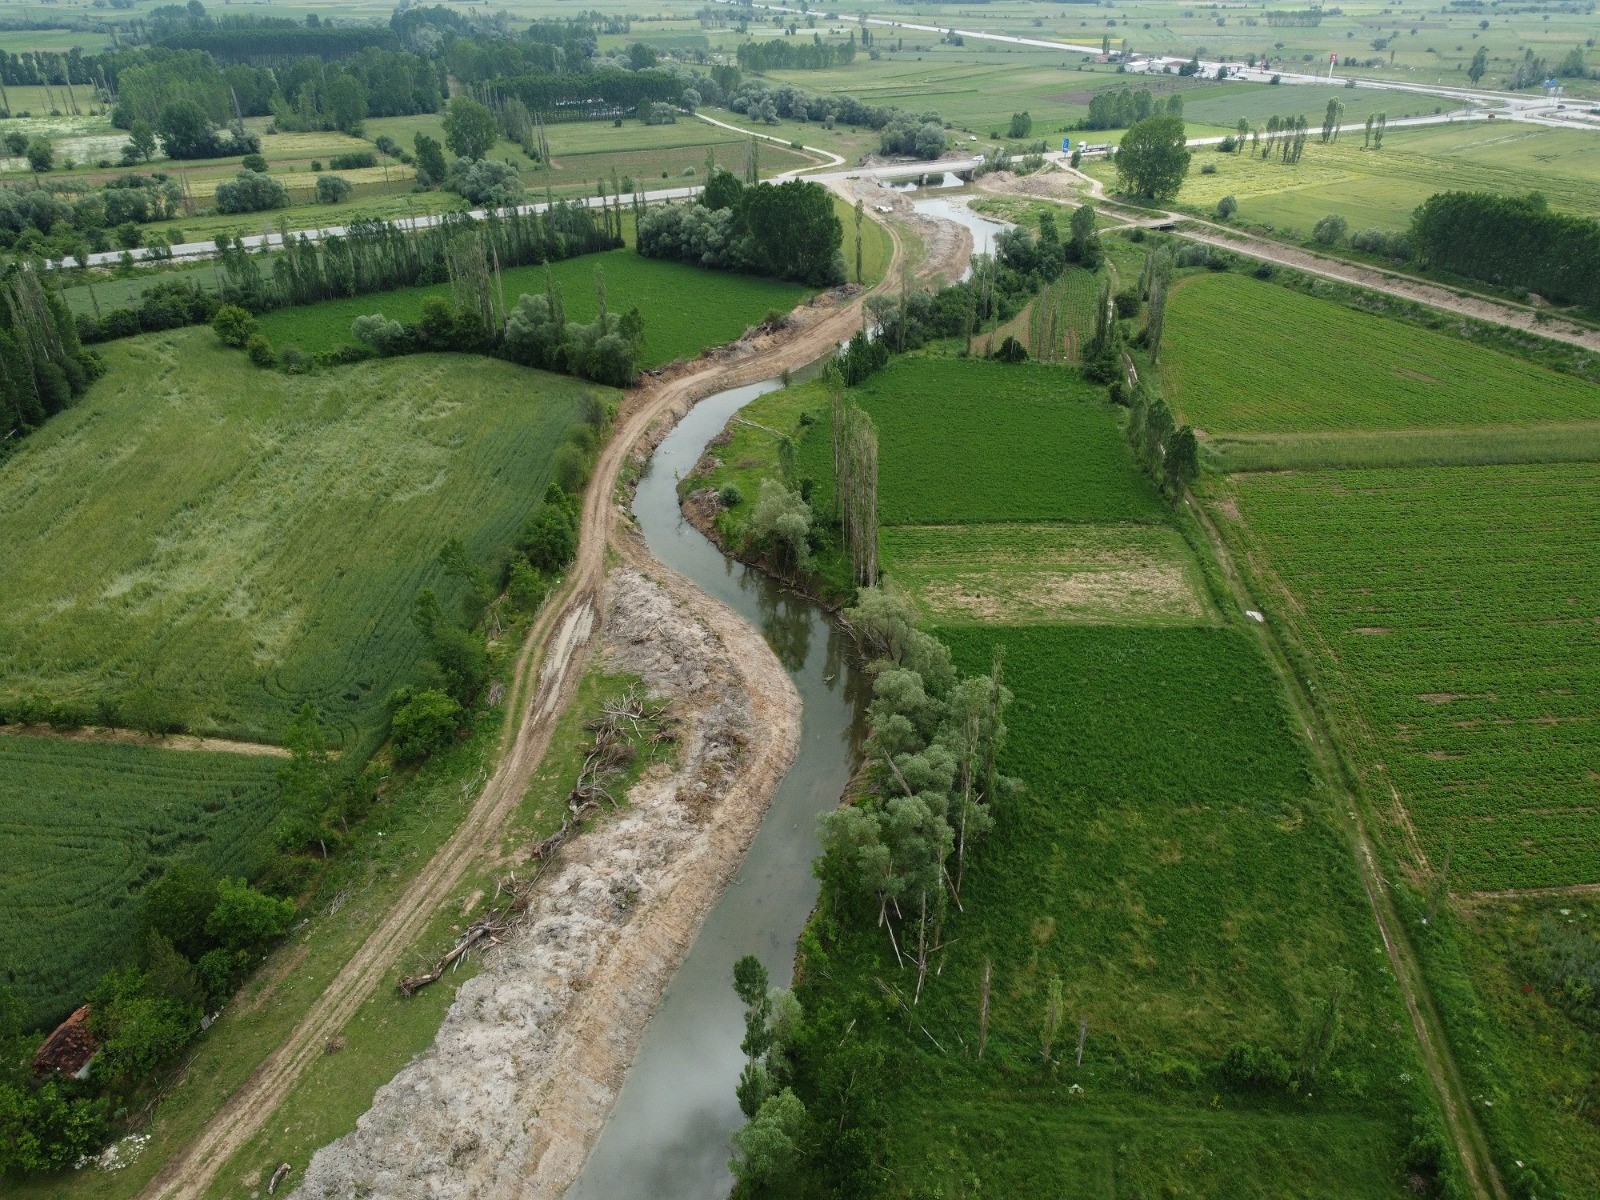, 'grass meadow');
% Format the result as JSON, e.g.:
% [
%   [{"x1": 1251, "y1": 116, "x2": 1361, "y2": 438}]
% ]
[
  {"x1": 1158, "y1": 123, "x2": 1600, "y2": 235},
  {"x1": 256, "y1": 248, "x2": 812, "y2": 366},
  {"x1": 1162, "y1": 273, "x2": 1600, "y2": 436},
  {"x1": 1412, "y1": 894, "x2": 1600, "y2": 1200},
  {"x1": 790, "y1": 622, "x2": 1431, "y2": 1197},
  {"x1": 0, "y1": 735, "x2": 282, "y2": 1029},
  {"x1": 0, "y1": 330, "x2": 597, "y2": 747},
  {"x1": 1224, "y1": 464, "x2": 1600, "y2": 891}
]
